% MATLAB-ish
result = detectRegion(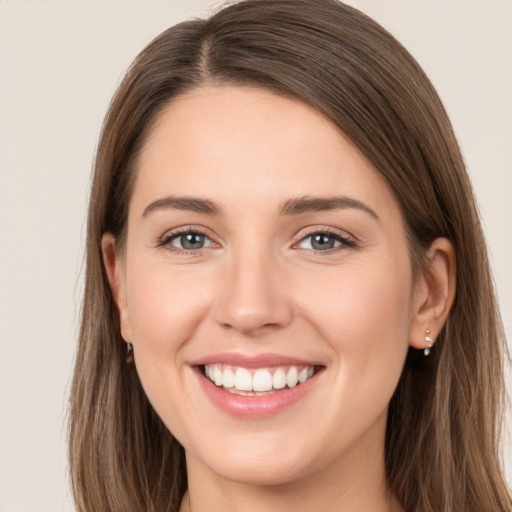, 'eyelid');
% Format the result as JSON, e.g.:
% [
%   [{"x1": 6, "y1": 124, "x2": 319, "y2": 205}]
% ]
[
  {"x1": 292, "y1": 225, "x2": 357, "y2": 250},
  {"x1": 157, "y1": 225, "x2": 220, "y2": 253}
]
